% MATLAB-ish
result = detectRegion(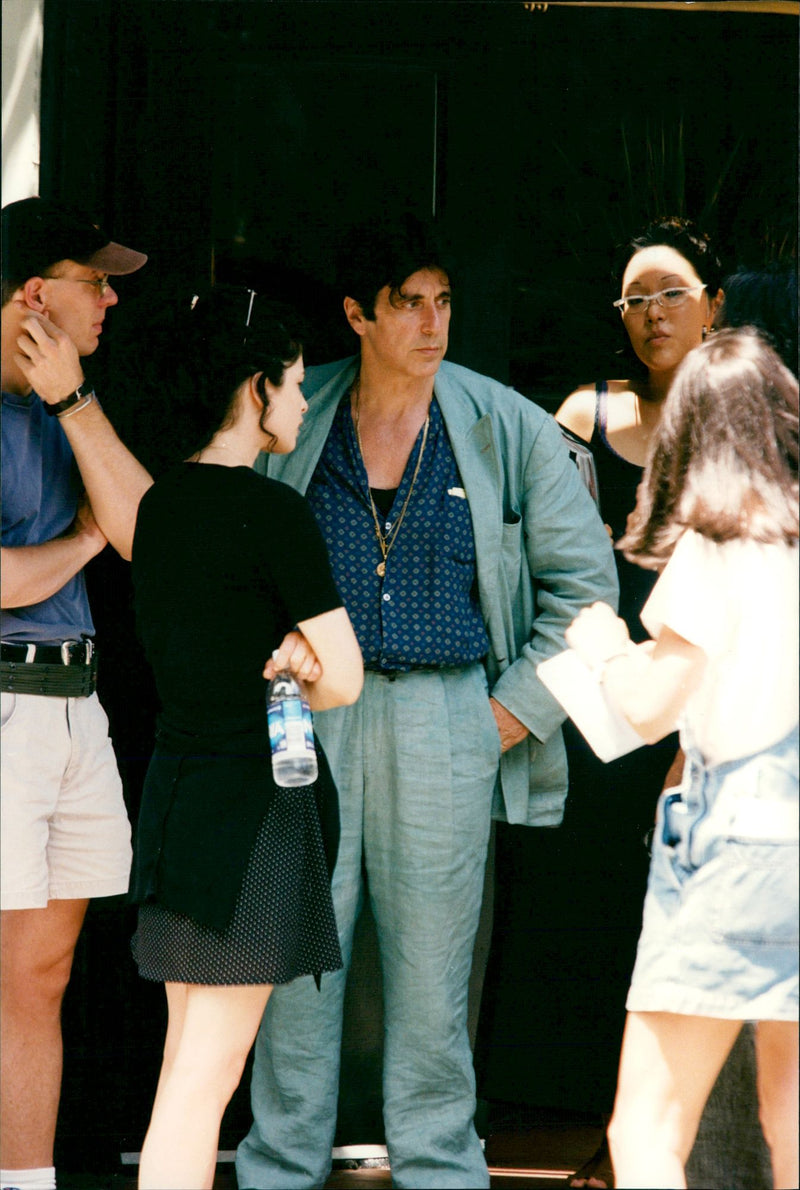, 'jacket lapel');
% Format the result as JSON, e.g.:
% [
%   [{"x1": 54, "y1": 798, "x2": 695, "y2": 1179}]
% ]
[{"x1": 435, "y1": 371, "x2": 502, "y2": 612}]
